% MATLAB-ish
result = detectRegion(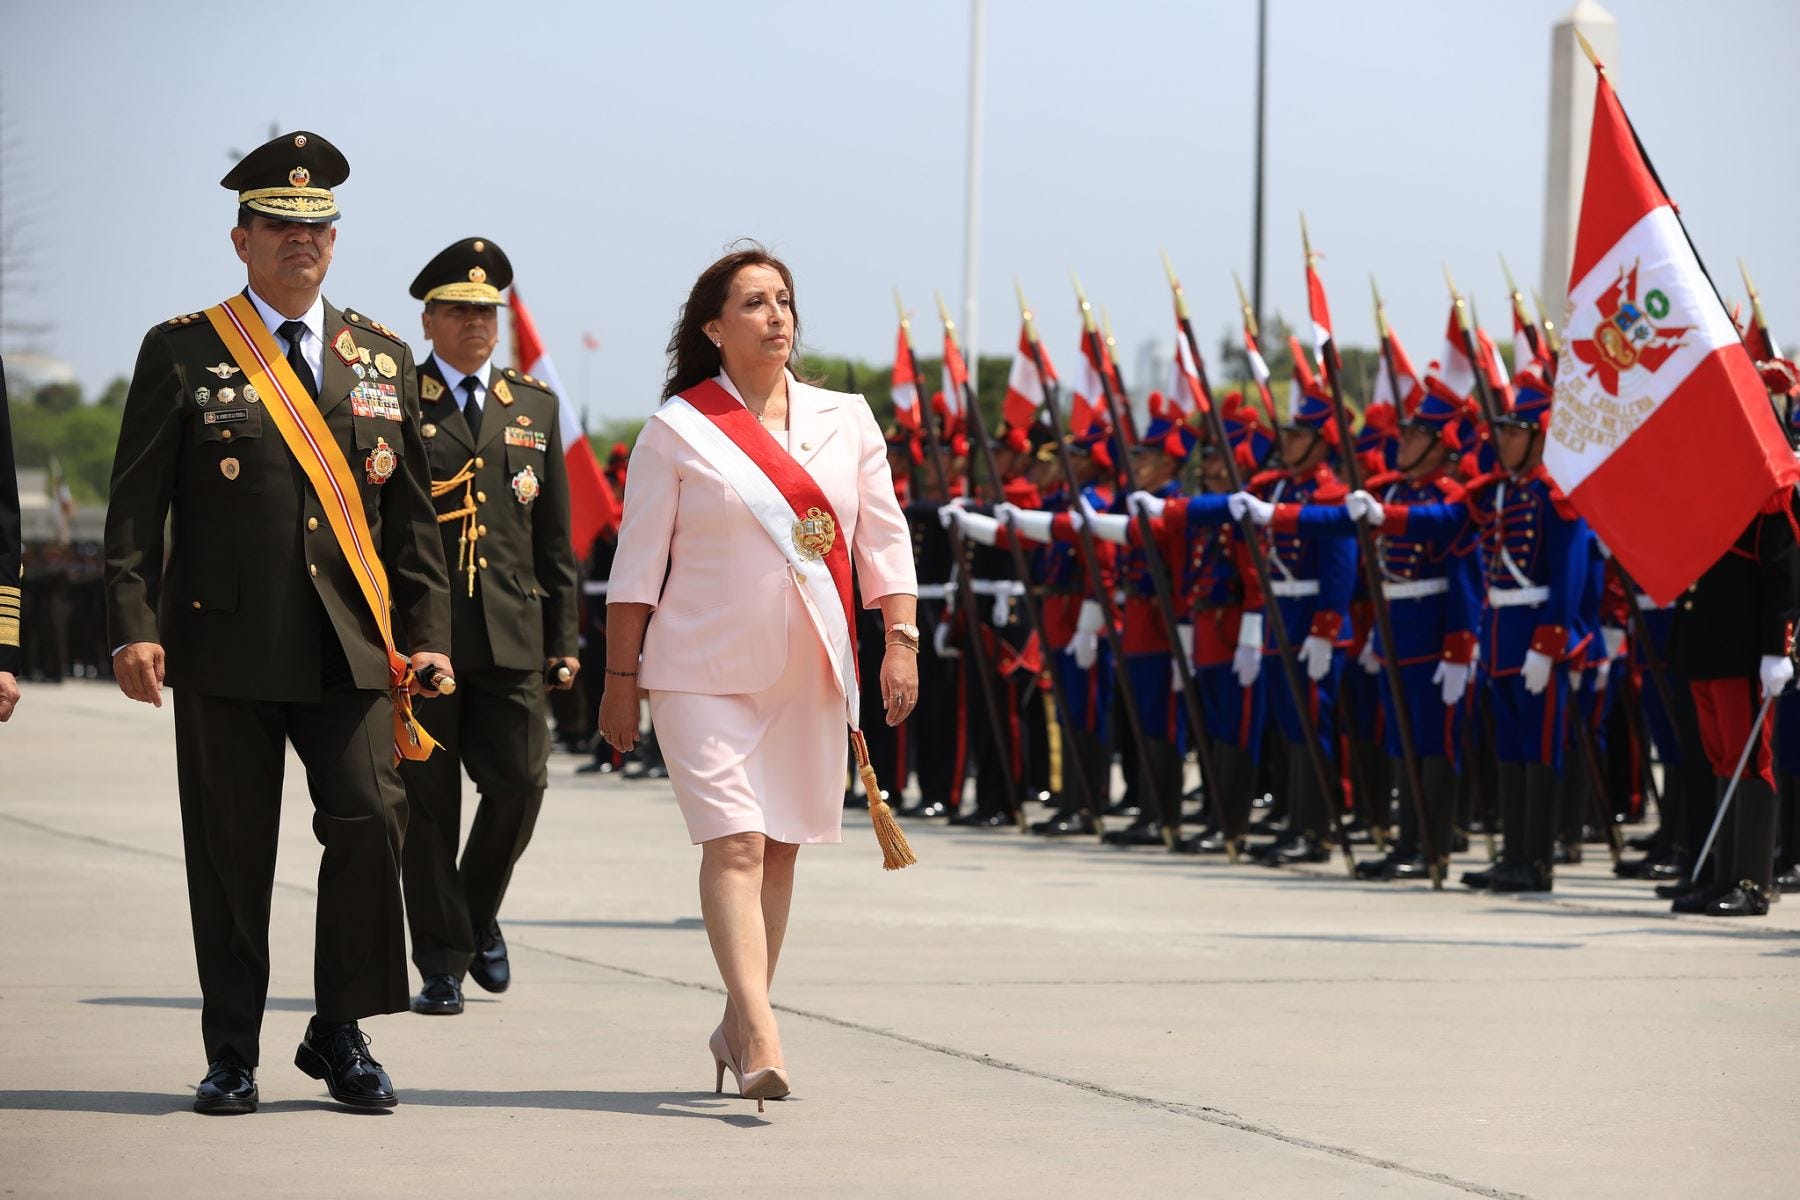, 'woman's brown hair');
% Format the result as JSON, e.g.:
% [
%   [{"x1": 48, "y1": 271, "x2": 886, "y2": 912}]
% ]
[{"x1": 662, "y1": 241, "x2": 803, "y2": 401}]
